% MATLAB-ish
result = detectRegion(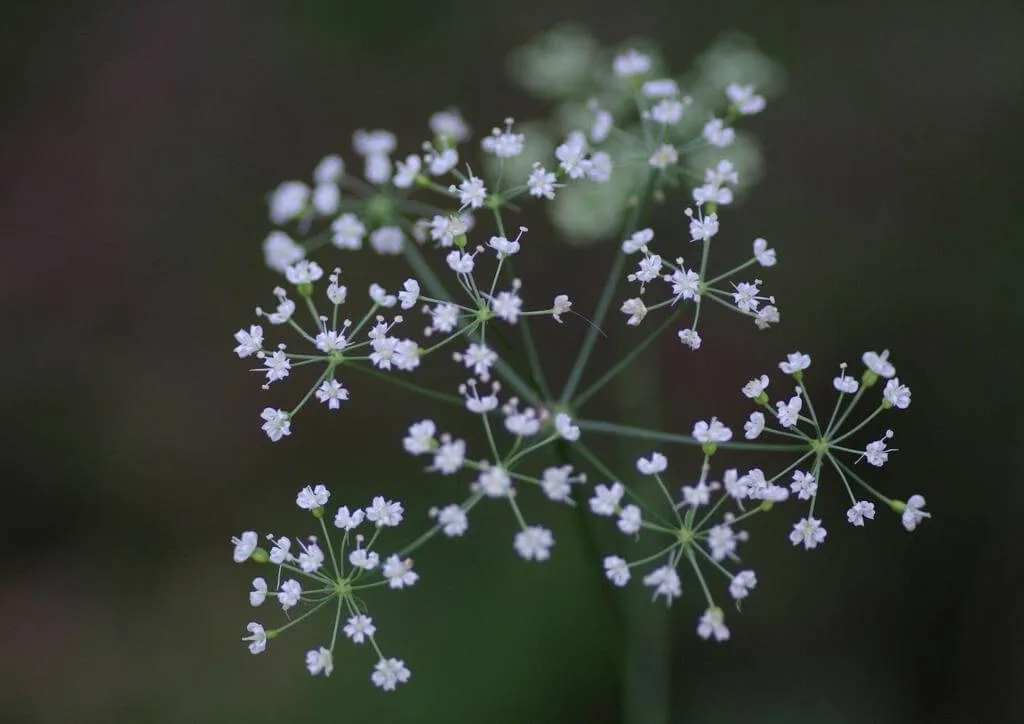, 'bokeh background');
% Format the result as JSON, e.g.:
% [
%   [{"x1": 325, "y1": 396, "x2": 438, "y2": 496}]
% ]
[{"x1": 3, "y1": 1, "x2": 1023, "y2": 722}]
